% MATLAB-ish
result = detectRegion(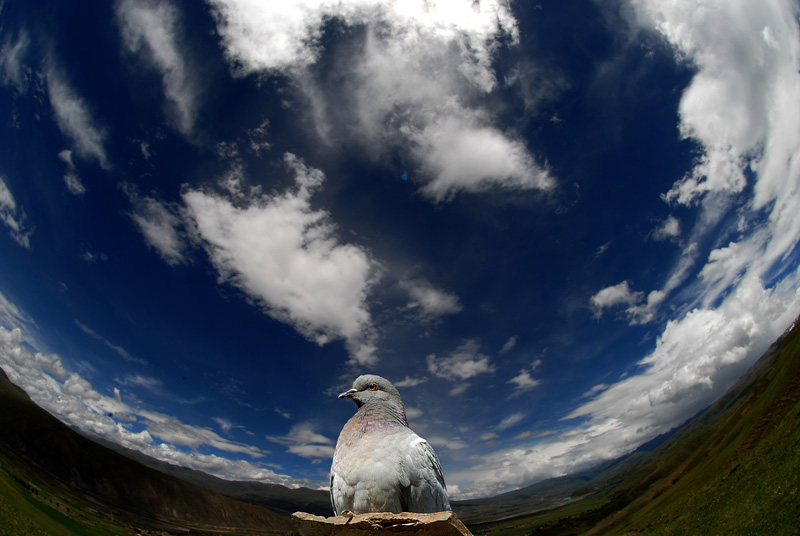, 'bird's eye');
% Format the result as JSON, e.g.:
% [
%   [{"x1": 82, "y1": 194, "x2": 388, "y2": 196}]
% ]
[{"x1": 368, "y1": 384, "x2": 378, "y2": 391}]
